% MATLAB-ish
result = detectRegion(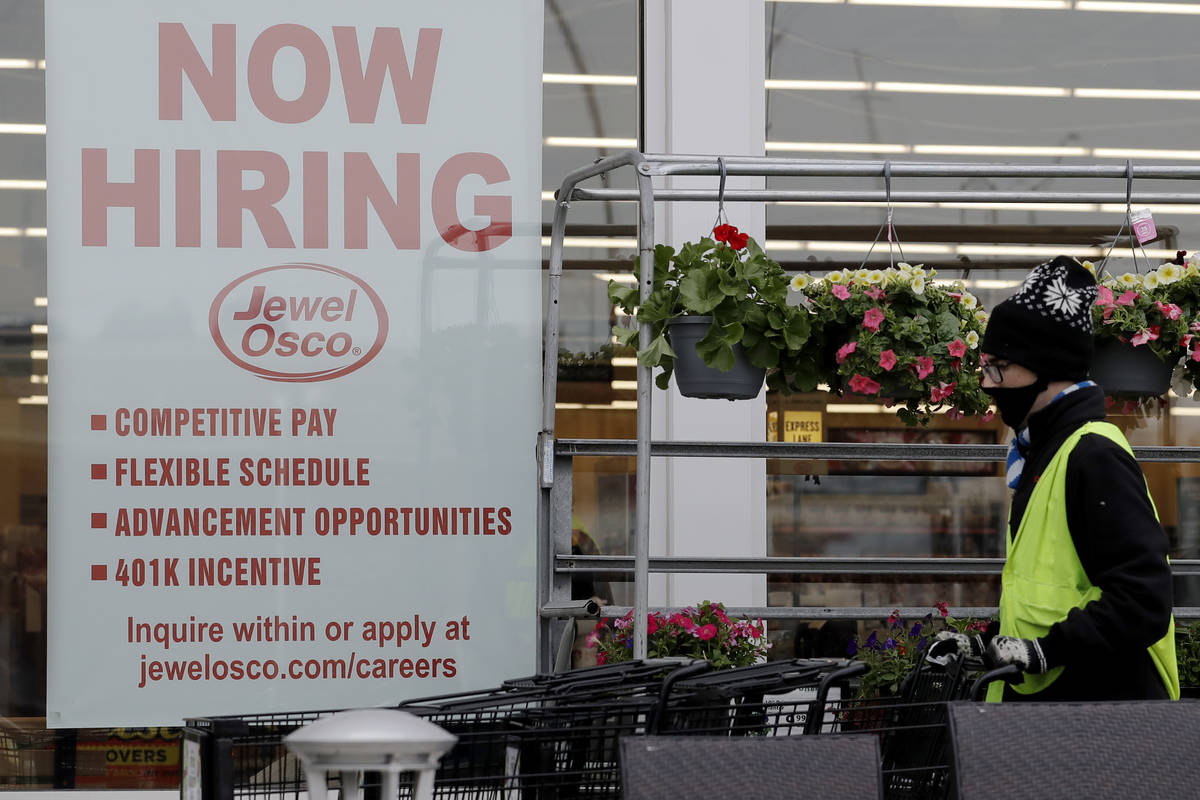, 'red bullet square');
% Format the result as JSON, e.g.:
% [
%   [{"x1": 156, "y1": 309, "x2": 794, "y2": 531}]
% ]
[
  {"x1": 91, "y1": 513, "x2": 107, "y2": 529},
  {"x1": 91, "y1": 463, "x2": 107, "y2": 480},
  {"x1": 90, "y1": 414, "x2": 106, "y2": 431},
  {"x1": 91, "y1": 564, "x2": 107, "y2": 581}
]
